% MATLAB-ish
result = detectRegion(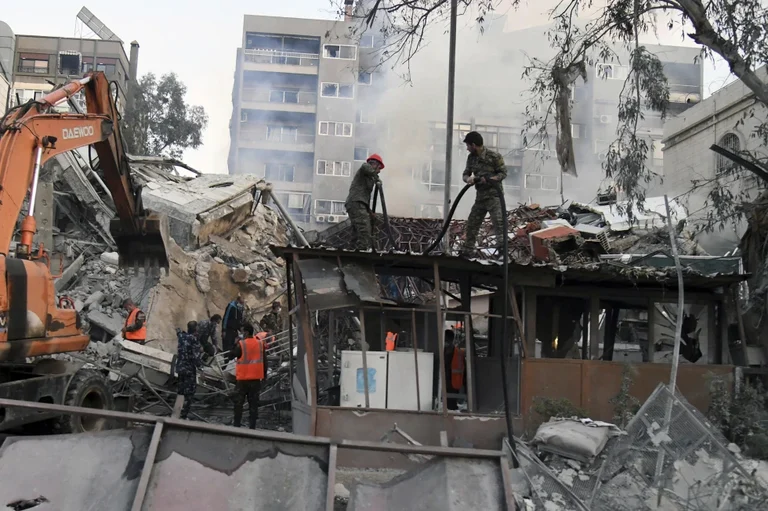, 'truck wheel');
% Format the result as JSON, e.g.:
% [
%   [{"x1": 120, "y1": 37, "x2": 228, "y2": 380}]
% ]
[{"x1": 55, "y1": 369, "x2": 114, "y2": 434}]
